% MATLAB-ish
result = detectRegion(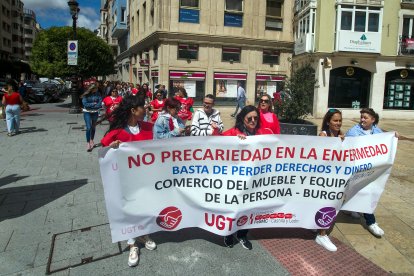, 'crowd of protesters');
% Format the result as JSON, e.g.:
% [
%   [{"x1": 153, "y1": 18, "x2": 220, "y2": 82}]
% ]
[{"x1": 91, "y1": 79, "x2": 397, "y2": 267}]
